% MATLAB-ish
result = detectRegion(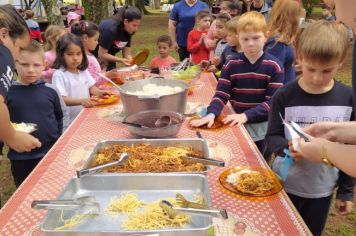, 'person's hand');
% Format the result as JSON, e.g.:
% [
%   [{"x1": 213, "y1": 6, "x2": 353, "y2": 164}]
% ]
[
  {"x1": 303, "y1": 122, "x2": 337, "y2": 141},
  {"x1": 190, "y1": 113, "x2": 215, "y2": 128},
  {"x1": 6, "y1": 131, "x2": 41, "y2": 152},
  {"x1": 199, "y1": 33, "x2": 206, "y2": 43},
  {"x1": 335, "y1": 199, "x2": 354, "y2": 216},
  {"x1": 212, "y1": 56, "x2": 221, "y2": 66},
  {"x1": 207, "y1": 65, "x2": 217, "y2": 73},
  {"x1": 223, "y1": 113, "x2": 247, "y2": 127},
  {"x1": 172, "y1": 41, "x2": 179, "y2": 51},
  {"x1": 118, "y1": 58, "x2": 131, "y2": 66},
  {"x1": 96, "y1": 89, "x2": 114, "y2": 97},
  {"x1": 82, "y1": 98, "x2": 97, "y2": 108},
  {"x1": 289, "y1": 138, "x2": 329, "y2": 163}
]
